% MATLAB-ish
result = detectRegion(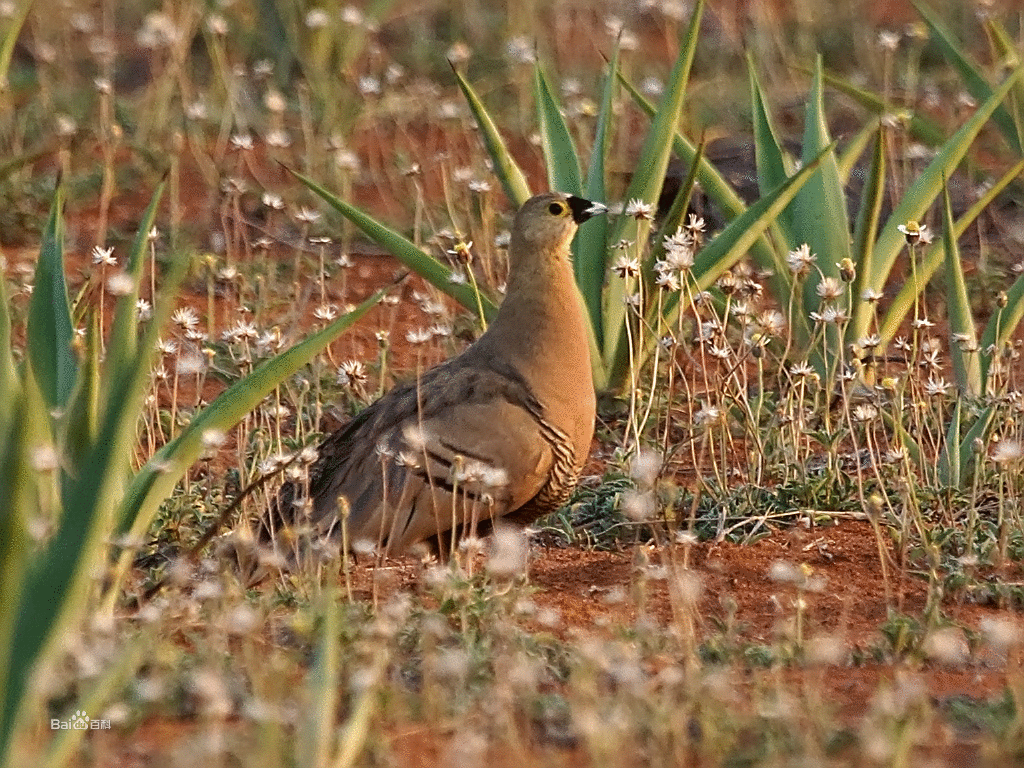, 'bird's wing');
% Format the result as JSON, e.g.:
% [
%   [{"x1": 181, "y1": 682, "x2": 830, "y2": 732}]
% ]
[{"x1": 298, "y1": 362, "x2": 556, "y2": 553}]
